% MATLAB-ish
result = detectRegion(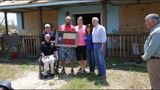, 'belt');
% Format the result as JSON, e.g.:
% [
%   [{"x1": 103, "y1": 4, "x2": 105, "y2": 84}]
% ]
[
  {"x1": 94, "y1": 42, "x2": 102, "y2": 44},
  {"x1": 151, "y1": 56, "x2": 160, "y2": 59}
]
